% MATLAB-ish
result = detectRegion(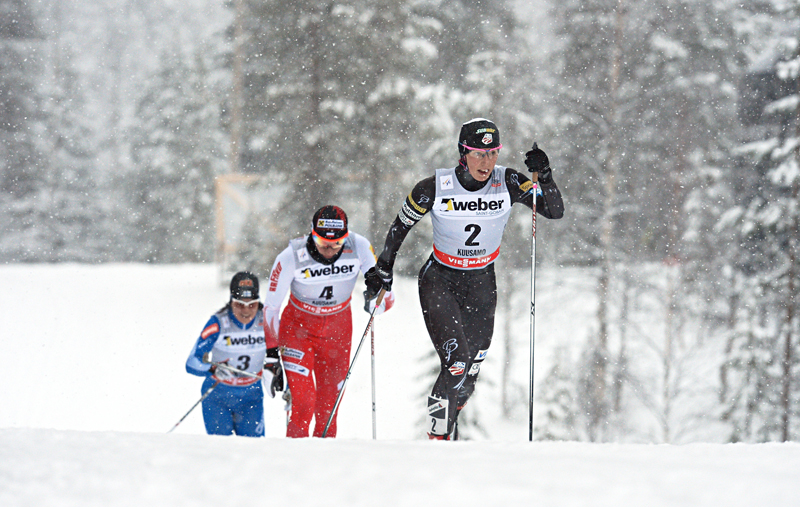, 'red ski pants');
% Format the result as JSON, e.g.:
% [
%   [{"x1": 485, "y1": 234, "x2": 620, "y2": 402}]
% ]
[{"x1": 279, "y1": 303, "x2": 352, "y2": 438}]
